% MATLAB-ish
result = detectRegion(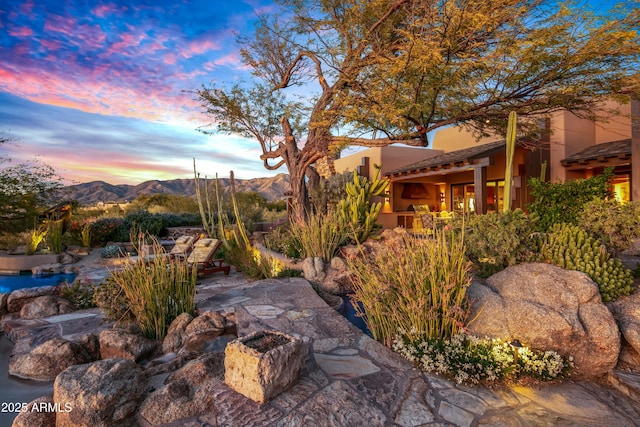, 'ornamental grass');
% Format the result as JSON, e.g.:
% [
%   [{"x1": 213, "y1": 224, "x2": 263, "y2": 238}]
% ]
[
  {"x1": 109, "y1": 236, "x2": 197, "y2": 339},
  {"x1": 348, "y1": 230, "x2": 471, "y2": 347}
]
